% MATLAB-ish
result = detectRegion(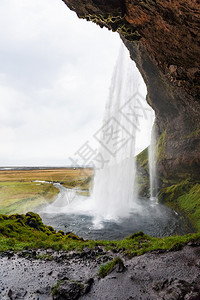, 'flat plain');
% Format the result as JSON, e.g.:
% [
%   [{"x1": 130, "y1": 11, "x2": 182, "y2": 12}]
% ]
[{"x1": 0, "y1": 168, "x2": 93, "y2": 214}]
